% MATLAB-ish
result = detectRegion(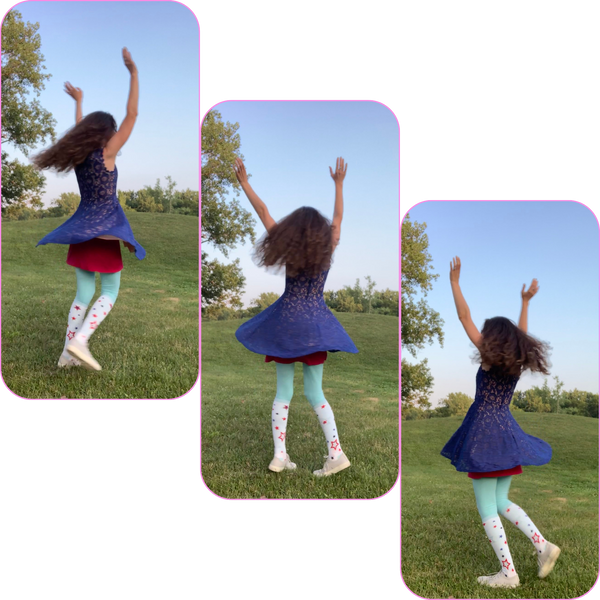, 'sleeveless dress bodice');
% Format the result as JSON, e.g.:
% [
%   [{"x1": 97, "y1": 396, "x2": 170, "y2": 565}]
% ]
[
  {"x1": 235, "y1": 268, "x2": 358, "y2": 358},
  {"x1": 440, "y1": 365, "x2": 552, "y2": 472},
  {"x1": 36, "y1": 148, "x2": 146, "y2": 259}
]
